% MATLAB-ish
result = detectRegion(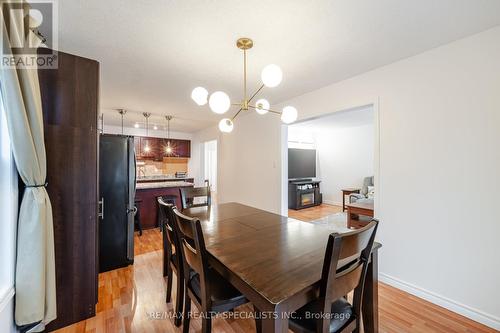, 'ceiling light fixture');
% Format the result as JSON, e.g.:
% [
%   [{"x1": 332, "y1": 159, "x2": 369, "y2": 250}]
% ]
[
  {"x1": 165, "y1": 115, "x2": 174, "y2": 155},
  {"x1": 191, "y1": 37, "x2": 298, "y2": 133},
  {"x1": 143, "y1": 112, "x2": 151, "y2": 152},
  {"x1": 117, "y1": 109, "x2": 126, "y2": 135},
  {"x1": 134, "y1": 123, "x2": 140, "y2": 128}
]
